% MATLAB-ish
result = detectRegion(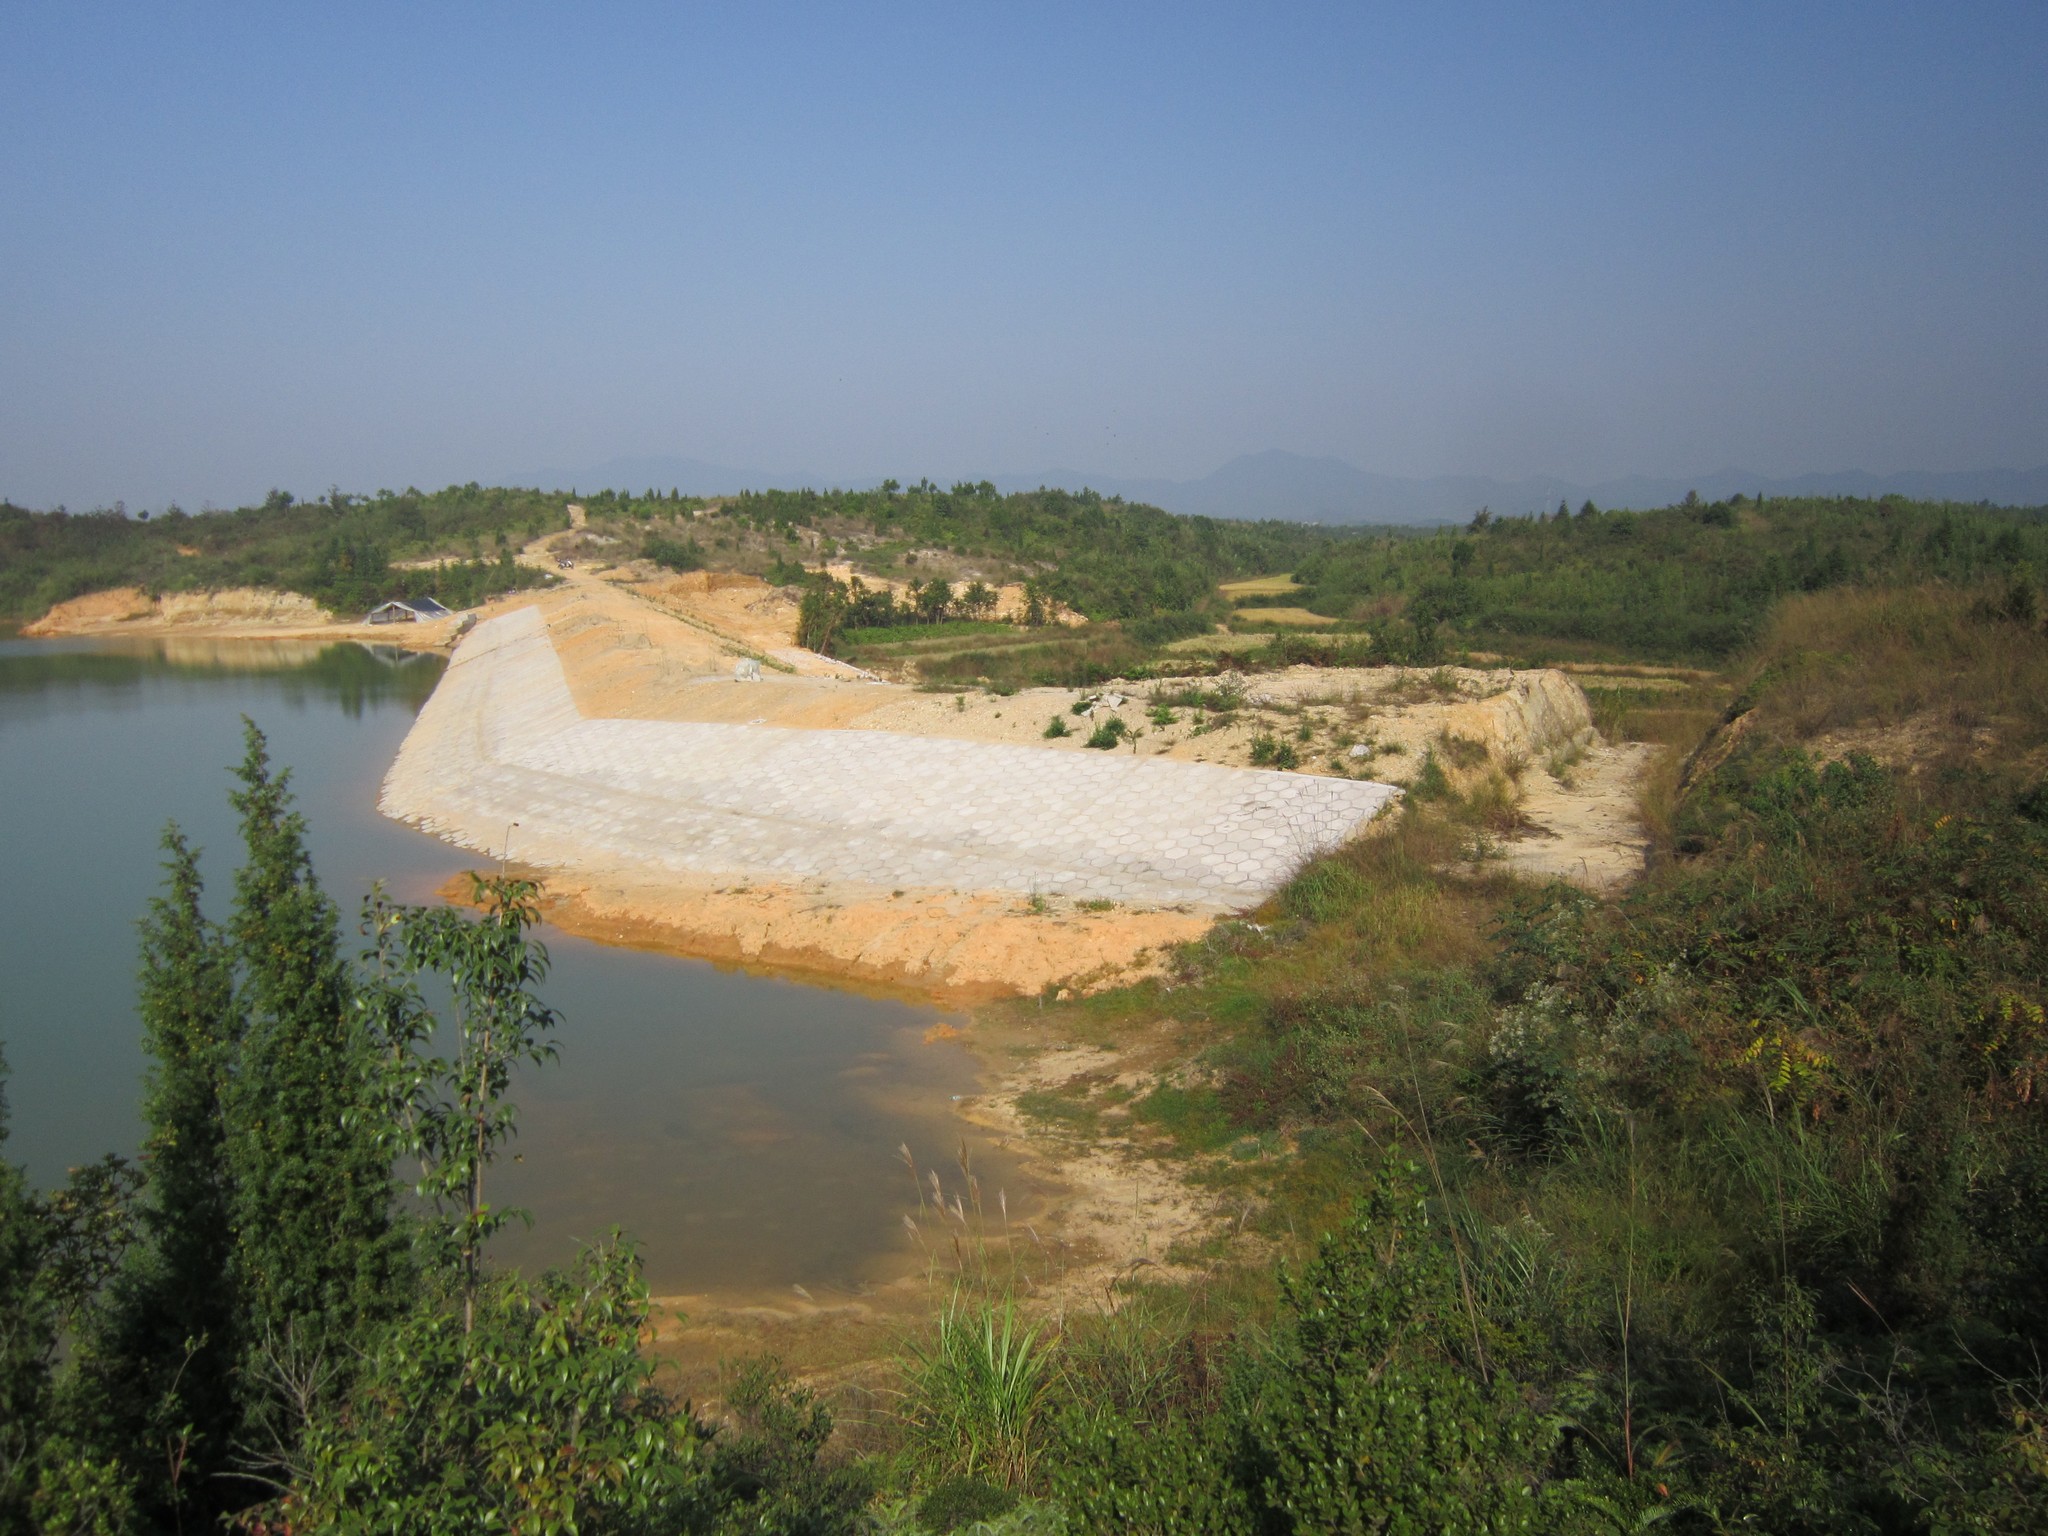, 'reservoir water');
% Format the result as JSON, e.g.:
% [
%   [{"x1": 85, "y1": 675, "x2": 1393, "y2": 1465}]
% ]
[{"x1": 0, "y1": 636, "x2": 997, "y2": 1297}]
